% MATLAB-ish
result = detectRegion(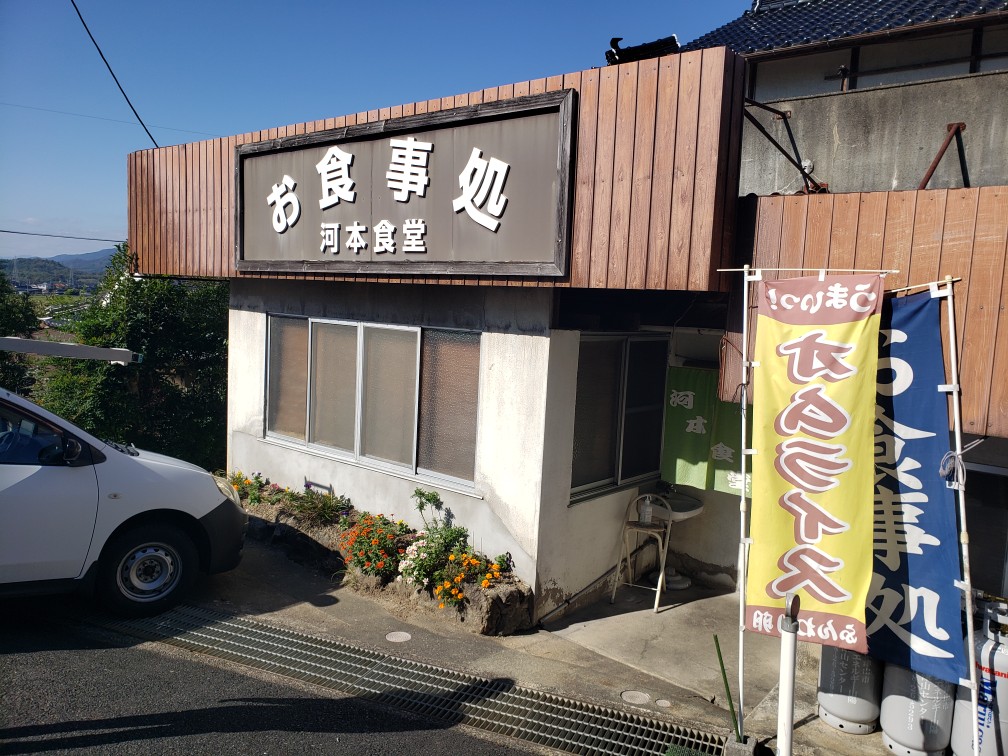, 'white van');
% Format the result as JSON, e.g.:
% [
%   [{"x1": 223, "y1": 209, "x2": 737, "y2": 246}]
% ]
[{"x1": 0, "y1": 387, "x2": 247, "y2": 615}]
